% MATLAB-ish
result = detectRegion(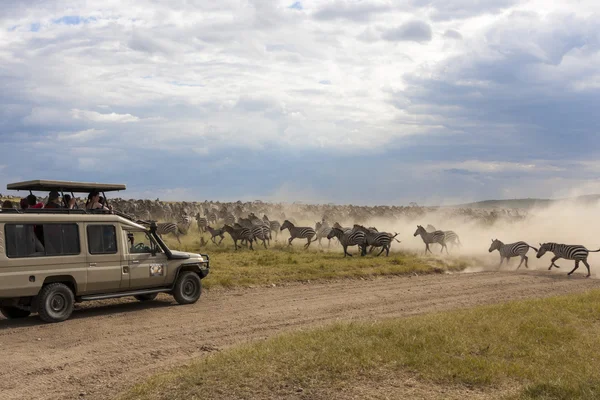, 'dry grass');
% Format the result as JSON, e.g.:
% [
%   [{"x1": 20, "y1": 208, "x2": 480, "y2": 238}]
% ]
[
  {"x1": 163, "y1": 228, "x2": 471, "y2": 289},
  {"x1": 121, "y1": 290, "x2": 600, "y2": 400}
]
